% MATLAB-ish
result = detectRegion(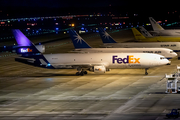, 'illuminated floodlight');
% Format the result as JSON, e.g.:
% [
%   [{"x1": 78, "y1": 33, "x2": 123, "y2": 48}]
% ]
[{"x1": 56, "y1": 28, "x2": 59, "y2": 30}]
